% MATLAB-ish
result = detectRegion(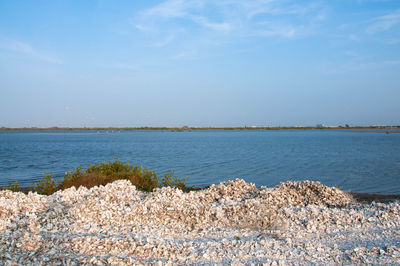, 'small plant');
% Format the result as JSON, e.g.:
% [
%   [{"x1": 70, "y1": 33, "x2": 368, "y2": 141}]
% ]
[
  {"x1": 34, "y1": 173, "x2": 57, "y2": 195},
  {"x1": 234, "y1": 236, "x2": 241, "y2": 241},
  {"x1": 64, "y1": 166, "x2": 84, "y2": 183},
  {"x1": 3, "y1": 181, "x2": 21, "y2": 192},
  {"x1": 160, "y1": 171, "x2": 188, "y2": 190}
]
